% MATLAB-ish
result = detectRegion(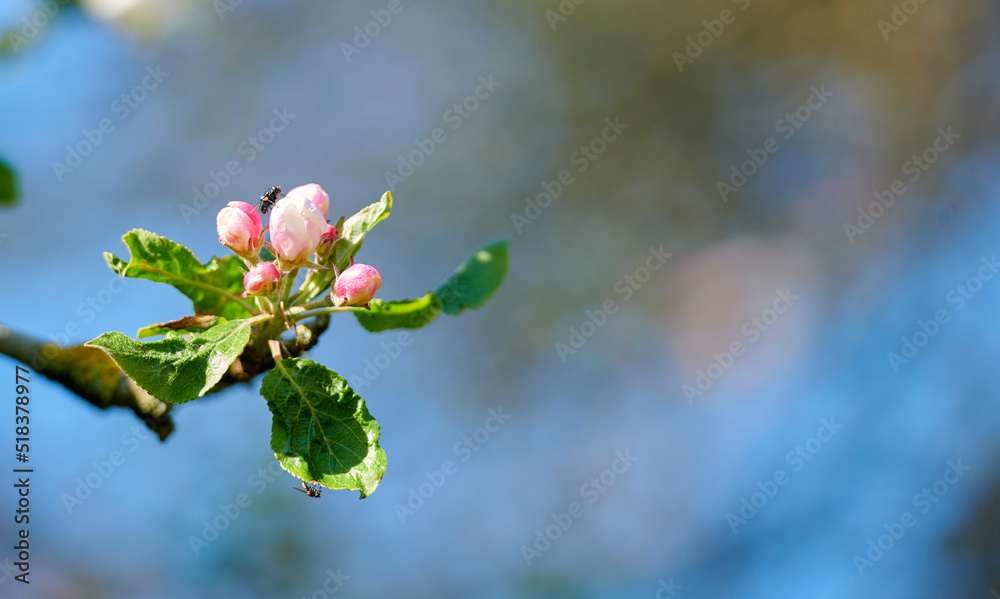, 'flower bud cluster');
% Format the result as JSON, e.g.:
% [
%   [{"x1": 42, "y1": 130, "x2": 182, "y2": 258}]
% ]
[{"x1": 216, "y1": 184, "x2": 381, "y2": 305}]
